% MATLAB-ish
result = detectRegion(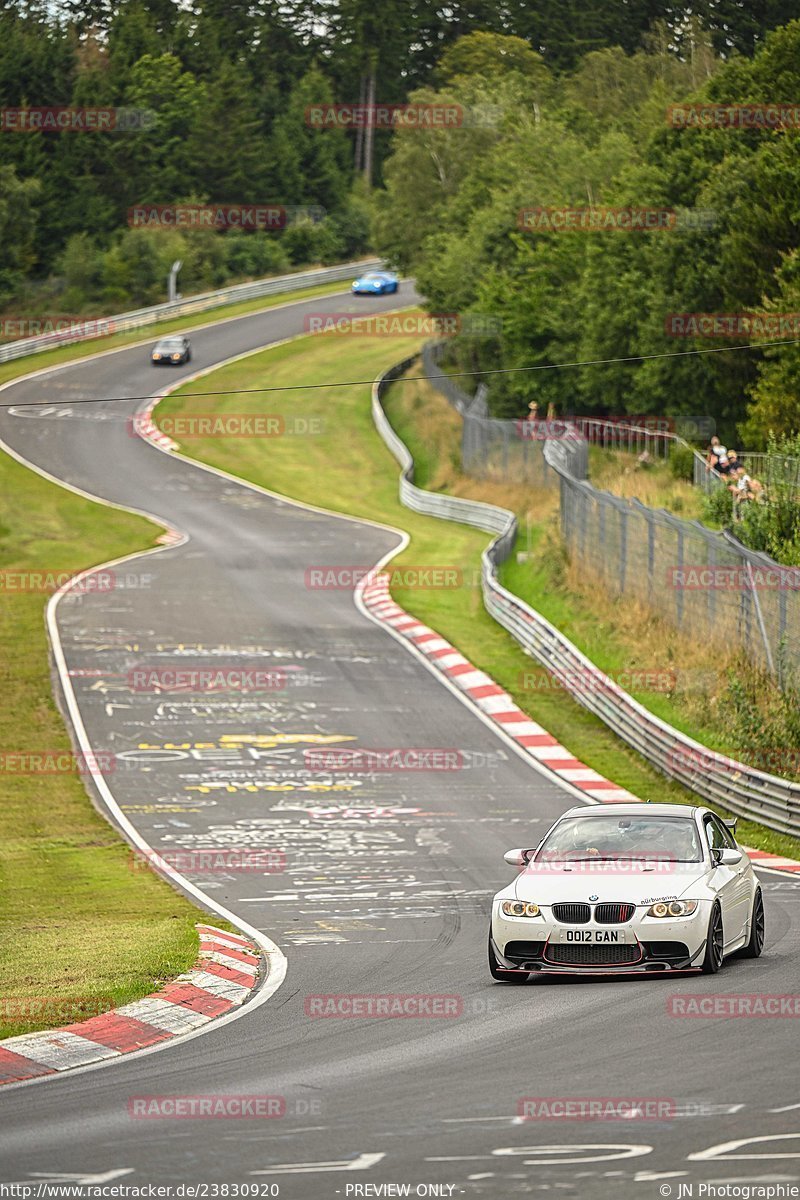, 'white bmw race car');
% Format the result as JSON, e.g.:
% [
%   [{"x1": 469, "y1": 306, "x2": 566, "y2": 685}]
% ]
[{"x1": 489, "y1": 803, "x2": 764, "y2": 979}]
